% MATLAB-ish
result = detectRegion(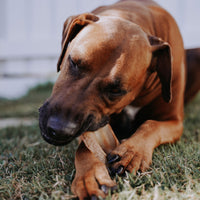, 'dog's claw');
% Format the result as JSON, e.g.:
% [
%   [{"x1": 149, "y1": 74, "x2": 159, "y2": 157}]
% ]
[
  {"x1": 91, "y1": 195, "x2": 98, "y2": 200},
  {"x1": 101, "y1": 185, "x2": 109, "y2": 195},
  {"x1": 100, "y1": 184, "x2": 118, "y2": 196},
  {"x1": 108, "y1": 167, "x2": 115, "y2": 177},
  {"x1": 107, "y1": 154, "x2": 120, "y2": 164},
  {"x1": 116, "y1": 165, "x2": 124, "y2": 174},
  {"x1": 109, "y1": 165, "x2": 124, "y2": 177}
]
